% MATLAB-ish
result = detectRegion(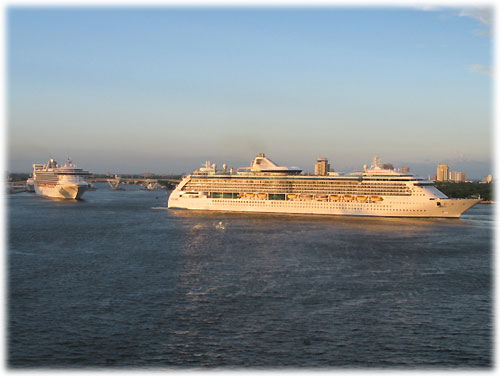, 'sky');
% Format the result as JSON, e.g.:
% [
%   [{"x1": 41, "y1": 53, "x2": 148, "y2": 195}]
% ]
[{"x1": 7, "y1": 6, "x2": 493, "y2": 178}]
